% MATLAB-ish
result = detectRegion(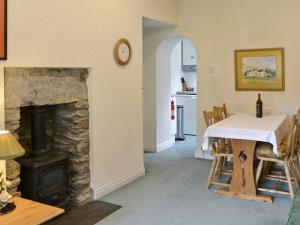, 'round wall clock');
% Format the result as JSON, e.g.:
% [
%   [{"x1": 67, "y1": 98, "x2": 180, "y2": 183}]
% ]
[{"x1": 114, "y1": 38, "x2": 132, "y2": 65}]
